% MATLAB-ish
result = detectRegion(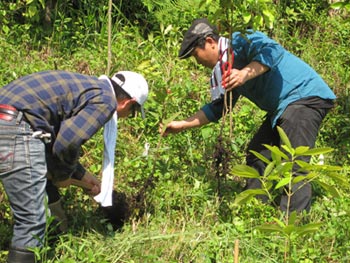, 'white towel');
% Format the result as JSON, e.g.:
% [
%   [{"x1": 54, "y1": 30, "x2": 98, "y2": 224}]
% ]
[
  {"x1": 210, "y1": 37, "x2": 229, "y2": 101},
  {"x1": 94, "y1": 75, "x2": 118, "y2": 207}
]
